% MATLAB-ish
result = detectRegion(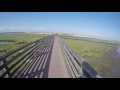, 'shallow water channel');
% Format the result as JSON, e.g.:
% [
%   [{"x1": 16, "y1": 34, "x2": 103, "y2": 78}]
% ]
[{"x1": 0, "y1": 41, "x2": 12, "y2": 44}]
